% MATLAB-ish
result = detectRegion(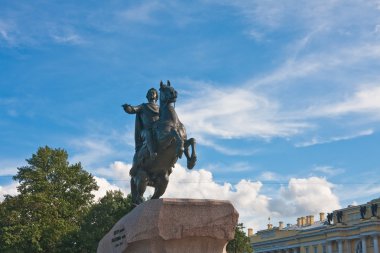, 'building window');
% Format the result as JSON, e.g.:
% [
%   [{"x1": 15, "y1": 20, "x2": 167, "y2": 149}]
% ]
[
  {"x1": 305, "y1": 246, "x2": 309, "y2": 253},
  {"x1": 322, "y1": 245, "x2": 326, "y2": 253},
  {"x1": 314, "y1": 246, "x2": 318, "y2": 253}
]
